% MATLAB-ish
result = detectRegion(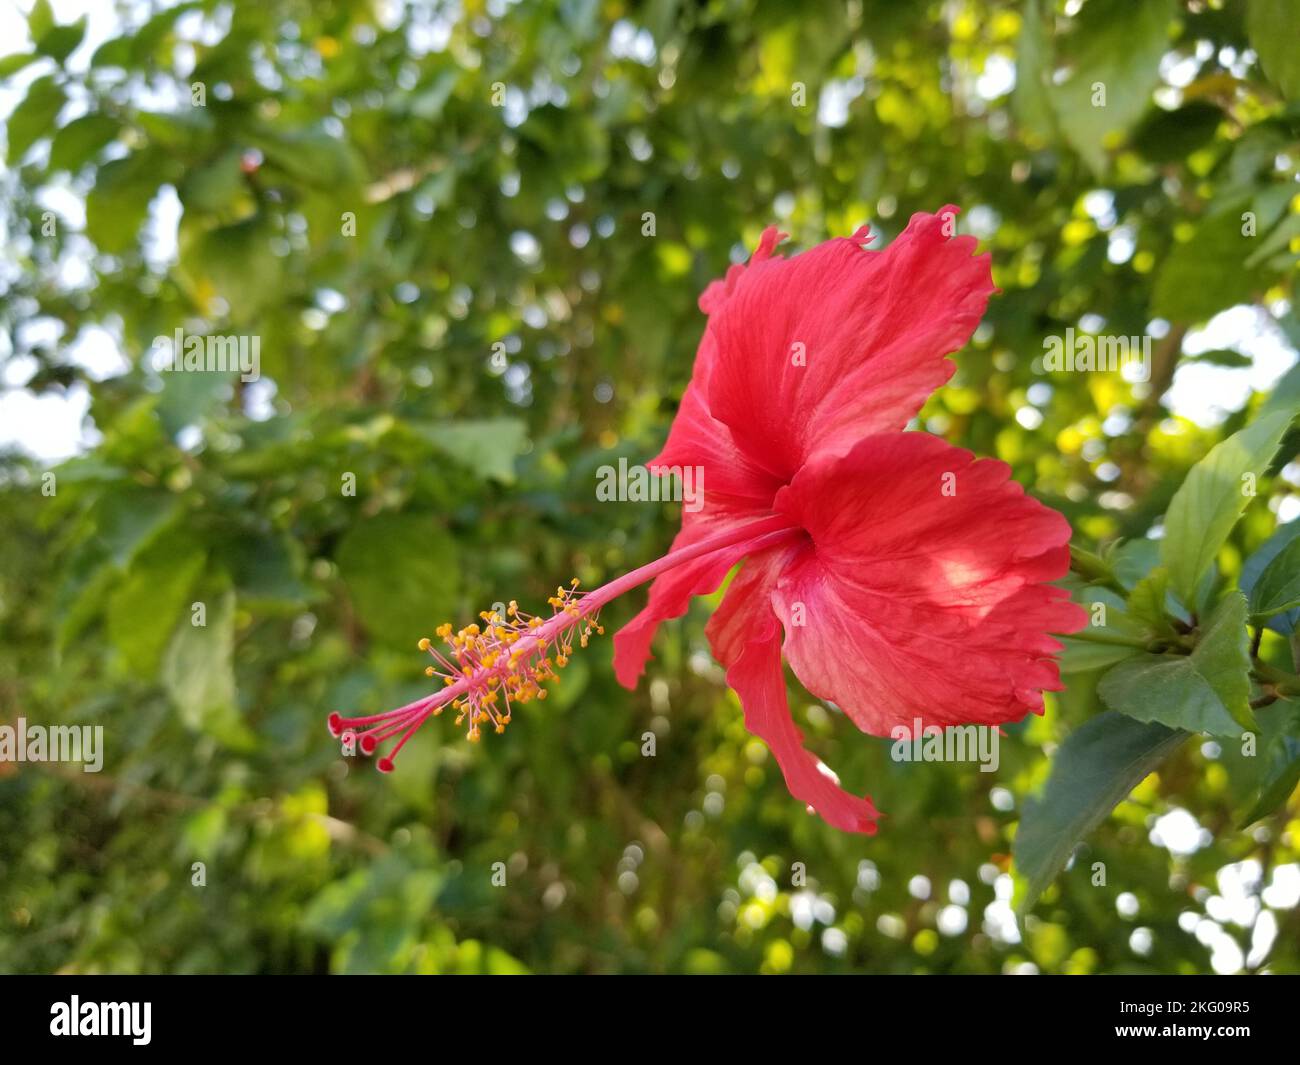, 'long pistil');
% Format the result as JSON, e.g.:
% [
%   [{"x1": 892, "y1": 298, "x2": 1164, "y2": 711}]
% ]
[{"x1": 328, "y1": 514, "x2": 801, "y2": 769}]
